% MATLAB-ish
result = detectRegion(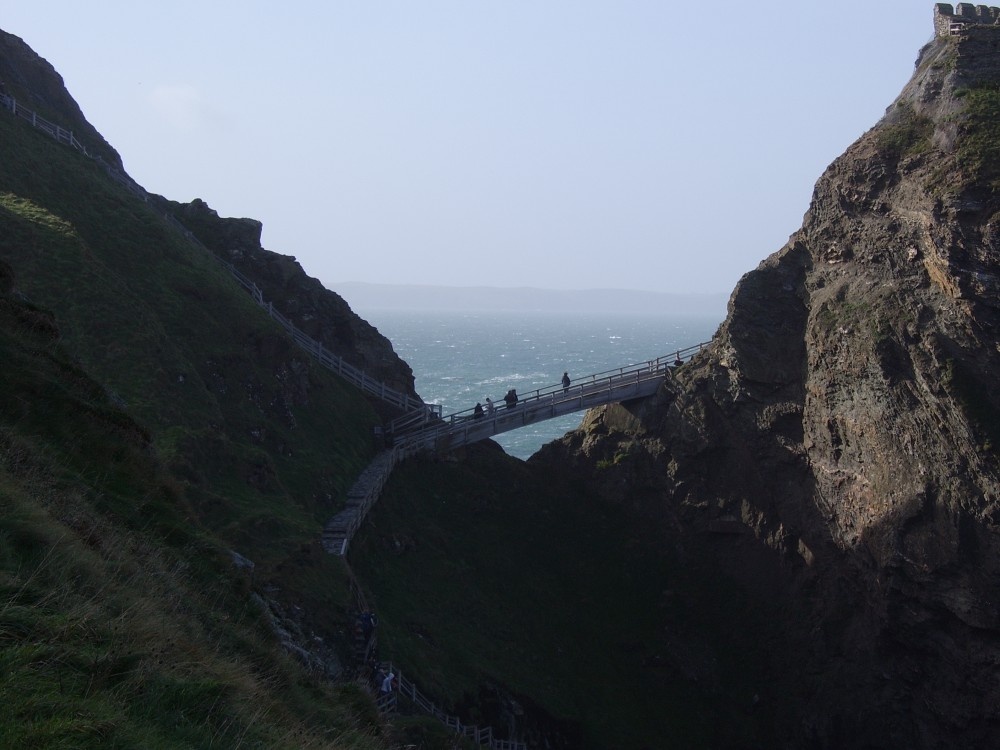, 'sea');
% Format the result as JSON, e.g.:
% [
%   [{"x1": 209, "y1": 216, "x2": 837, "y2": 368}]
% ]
[{"x1": 355, "y1": 310, "x2": 722, "y2": 460}]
